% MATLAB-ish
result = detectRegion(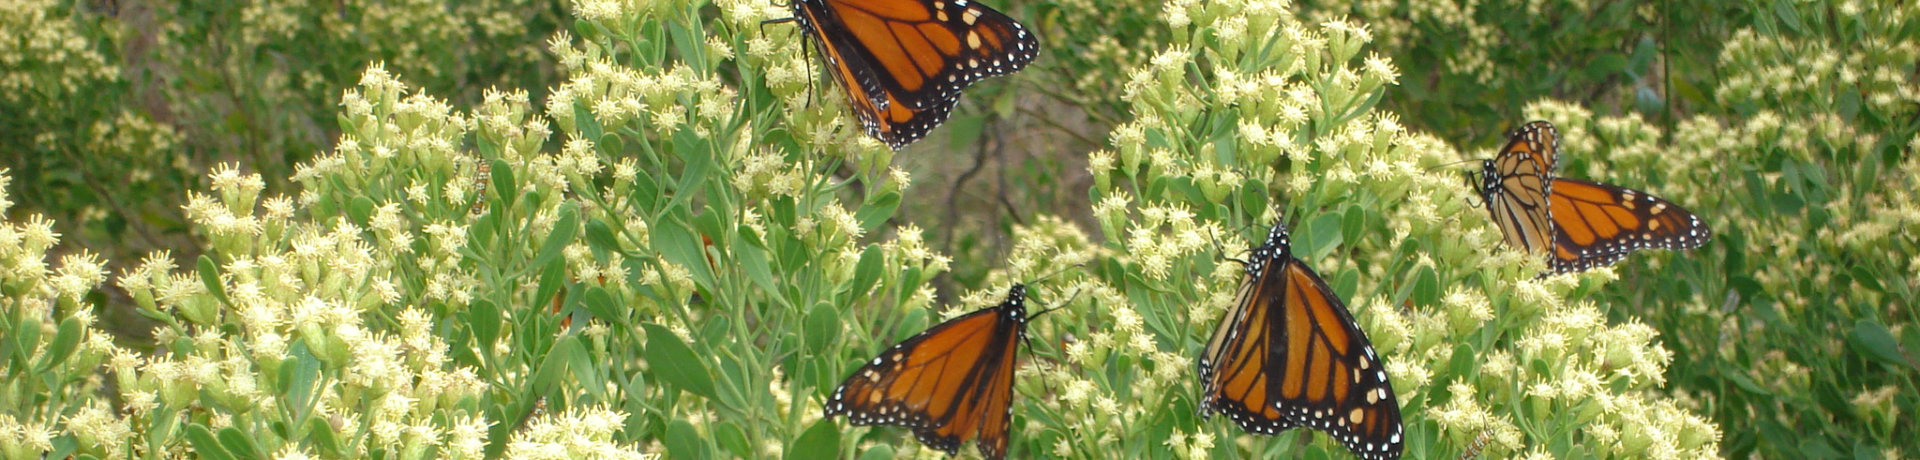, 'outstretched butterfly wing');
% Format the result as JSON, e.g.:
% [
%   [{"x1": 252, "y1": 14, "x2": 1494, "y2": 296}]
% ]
[
  {"x1": 1475, "y1": 120, "x2": 1711, "y2": 276},
  {"x1": 1200, "y1": 224, "x2": 1404, "y2": 460},
  {"x1": 825, "y1": 285, "x2": 1034, "y2": 459},
  {"x1": 787, "y1": 0, "x2": 1038, "y2": 149}
]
